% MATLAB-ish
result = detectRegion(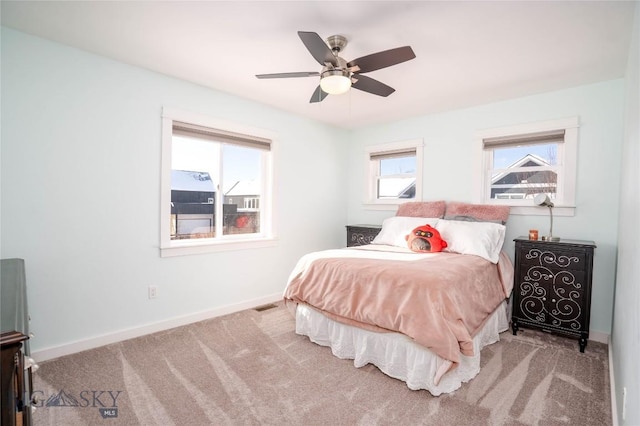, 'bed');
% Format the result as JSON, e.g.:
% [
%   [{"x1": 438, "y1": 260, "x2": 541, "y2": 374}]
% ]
[{"x1": 283, "y1": 201, "x2": 513, "y2": 395}]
